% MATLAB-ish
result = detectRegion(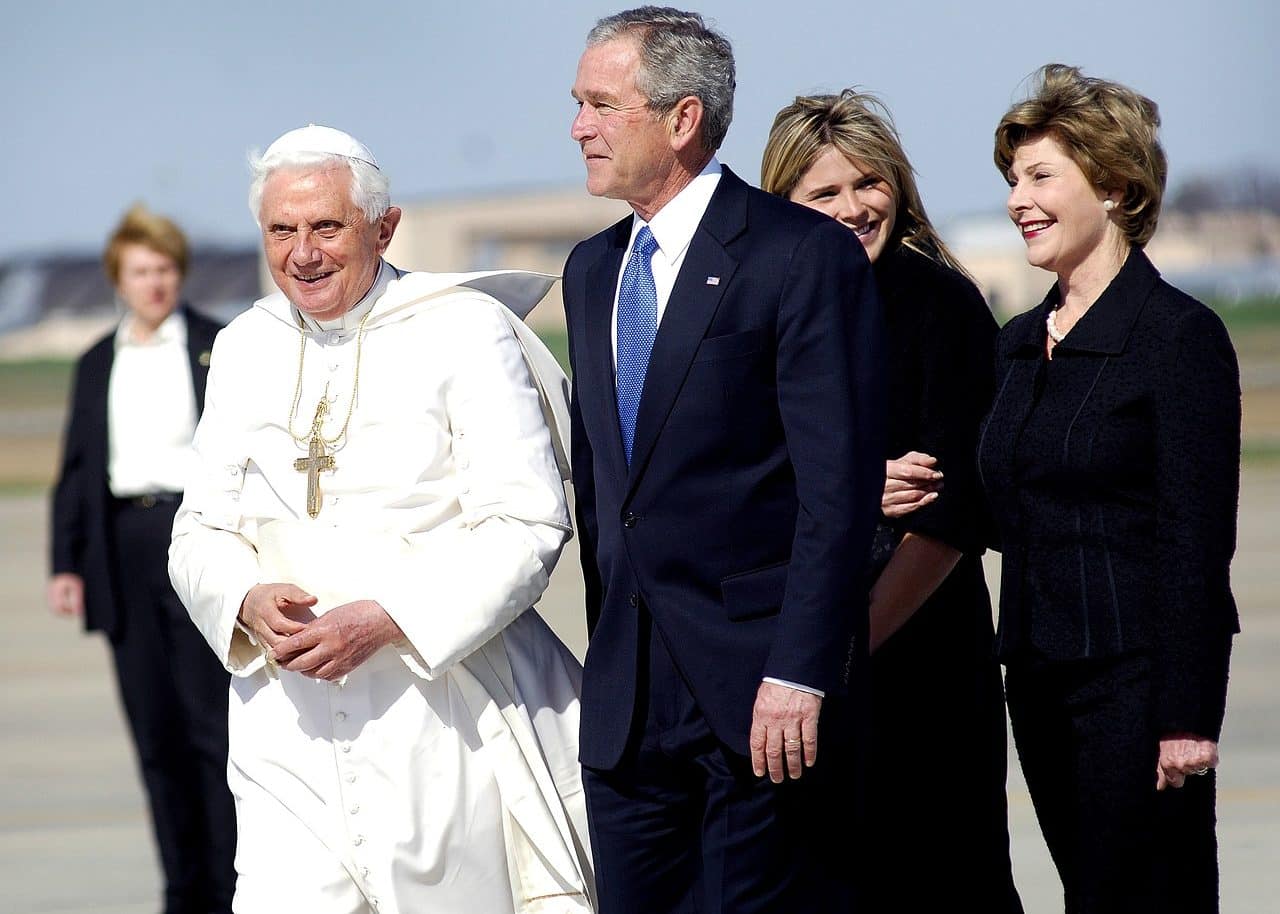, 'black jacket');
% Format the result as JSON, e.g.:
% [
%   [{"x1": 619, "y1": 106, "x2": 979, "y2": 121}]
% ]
[
  {"x1": 978, "y1": 249, "x2": 1240, "y2": 738},
  {"x1": 50, "y1": 306, "x2": 221, "y2": 636}
]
